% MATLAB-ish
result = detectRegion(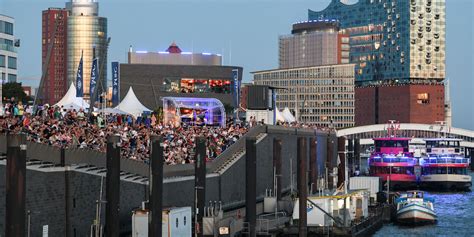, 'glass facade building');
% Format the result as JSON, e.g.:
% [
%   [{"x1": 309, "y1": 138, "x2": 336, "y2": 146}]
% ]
[
  {"x1": 309, "y1": 0, "x2": 446, "y2": 85},
  {"x1": 0, "y1": 14, "x2": 17, "y2": 87},
  {"x1": 253, "y1": 64, "x2": 355, "y2": 128},
  {"x1": 66, "y1": 0, "x2": 108, "y2": 101}
]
